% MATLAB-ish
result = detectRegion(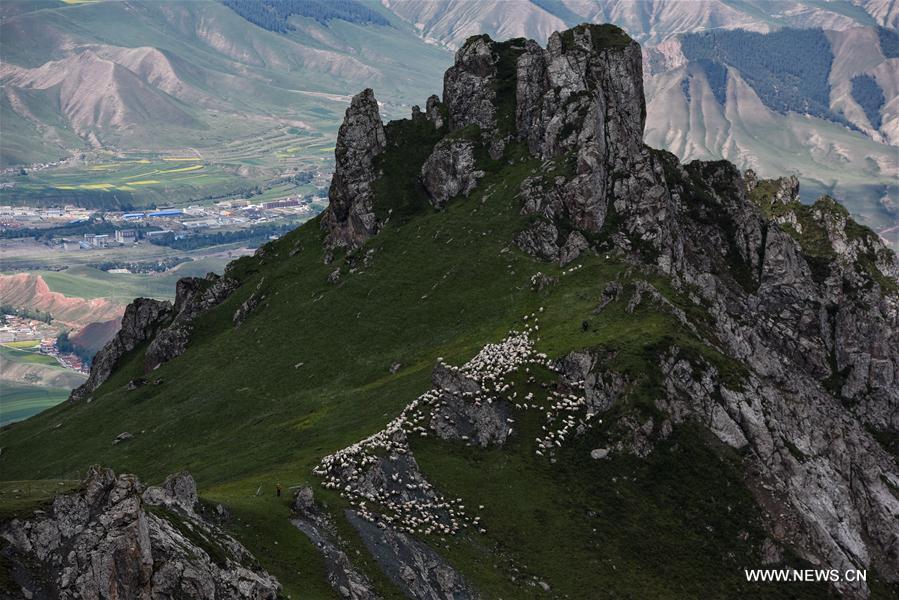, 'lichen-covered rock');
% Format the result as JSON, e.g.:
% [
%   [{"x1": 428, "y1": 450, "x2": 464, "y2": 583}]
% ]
[
  {"x1": 1, "y1": 467, "x2": 281, "y2": 600},
  {"x1": 513, "y1": 24, "x2": 663, "y2": 247},
  {"x1": 514, "y1": 219, "x2": 561, "y2": 262},
  {"x1": 645, "y1": 161, "x2": 899, "y2": 597},
  {"x1": 656, "y1": 351, "x2": 899, "y2": 600},
  {"x1": 558, "y1": 231, "x2": 589, "y2": 266},
  {"x1": 420, "y1": 138, "x2": 484, "y2": 208},
  {"x1": 321, "y1": 89, "x2": 387, "y2": 250},
  {"x1": 145, "y1": 273, "x2": 237, "y2": 371},
  {"x1": 69, "y1": 298, "x2": 173, "y2": 402}
]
